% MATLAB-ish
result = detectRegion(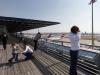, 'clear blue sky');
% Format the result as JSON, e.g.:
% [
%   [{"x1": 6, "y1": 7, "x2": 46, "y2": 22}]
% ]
[{"x1": 0, "y1": 0, "x2": 100, "y2": 33}]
